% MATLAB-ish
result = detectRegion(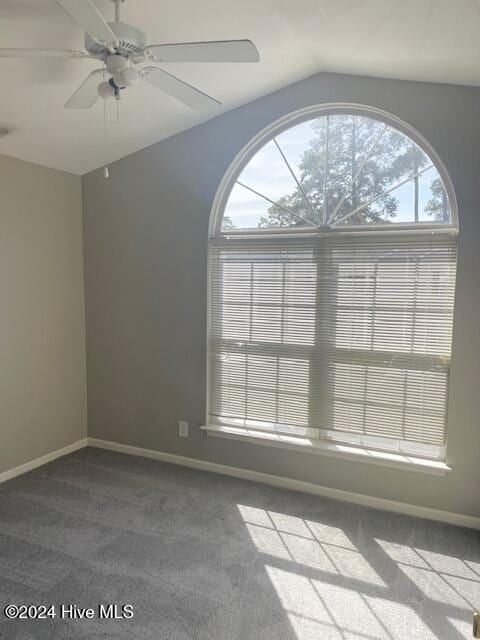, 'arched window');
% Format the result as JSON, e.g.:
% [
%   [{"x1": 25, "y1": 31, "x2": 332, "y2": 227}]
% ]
[{"x1": 205, "y1": 105, "x2": 457, "y2": 470}]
